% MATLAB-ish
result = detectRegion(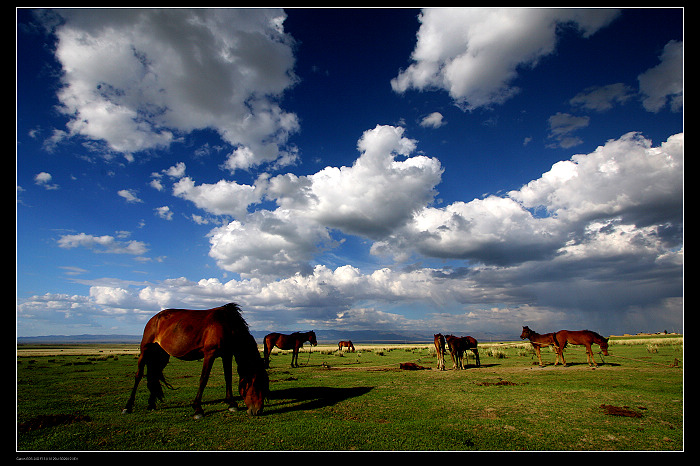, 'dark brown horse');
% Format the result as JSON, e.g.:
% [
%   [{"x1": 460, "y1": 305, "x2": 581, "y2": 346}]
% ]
[
  {"x1": 554, "y1": 330, "x2": 609, "y2": 367},
  {"x1": 434, "y1": 334, "x2": 446, "y2": 370},
  {"x1": 445, "y1": 334, "x2": 481, "y2": 369},
  {"x1": 263, "y1": 331, "x2": 317, "y2": 368},
  {"x1": 122, "y1": 303, "x2": 269, "y2": 419},
  {"x1": 338, "y1": 340, "x2": 355, "y2": 352},
  {"x1": 520, "y1": 326, "x2": 562, "y2": 366}
]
